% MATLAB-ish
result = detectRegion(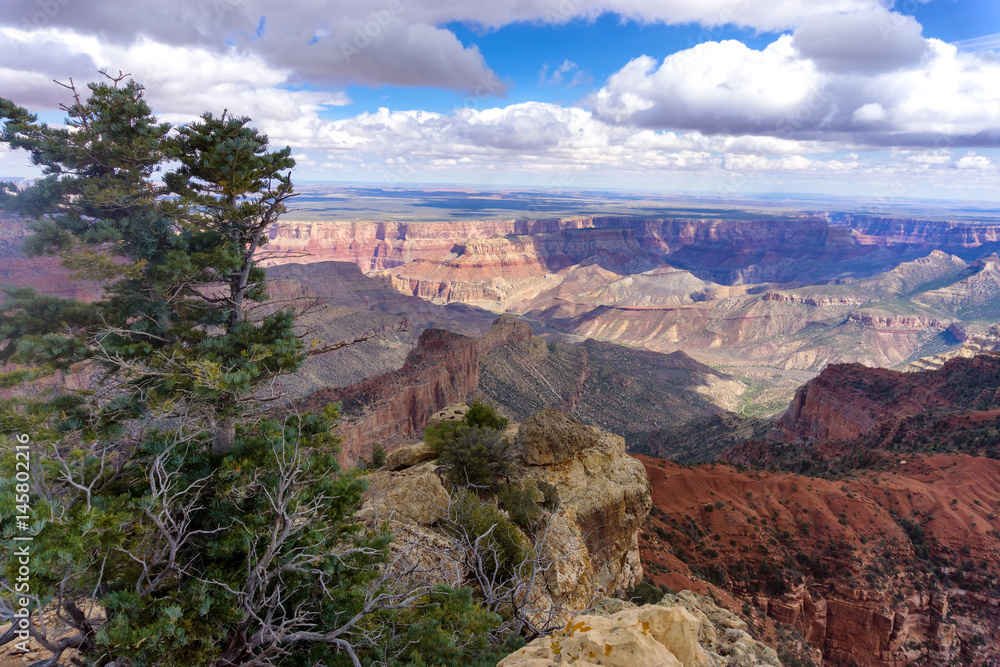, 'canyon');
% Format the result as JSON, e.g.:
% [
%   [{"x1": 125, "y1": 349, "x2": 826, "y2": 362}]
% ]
[
  {"x1": 259, "y1": 215, "x2": 1000, "y2": 404},
  {"x1": 287, "y1": 313, "x2": 745, "y2": 464},
  {"x1": 638, "y1": 453, "x2": 1000, "y2": 666}
]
